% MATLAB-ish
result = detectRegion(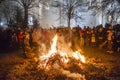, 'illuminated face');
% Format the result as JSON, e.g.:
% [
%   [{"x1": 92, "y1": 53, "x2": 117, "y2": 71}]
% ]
[
  {"x1": 26, "y1": 34, "x2": 29, "y2": 39},
  {"x1": 99, "y1": 28, "x2": 102, "y2": 32},
  {"x1": 91, "y1": 30, "x2": 94, "y2": 33},
  {"x1": 20, "y1": 32, "x2": 23, "y2": 34},
  {"x1": 108, "y1": 26, "x2": 112, "y2": 29}
]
